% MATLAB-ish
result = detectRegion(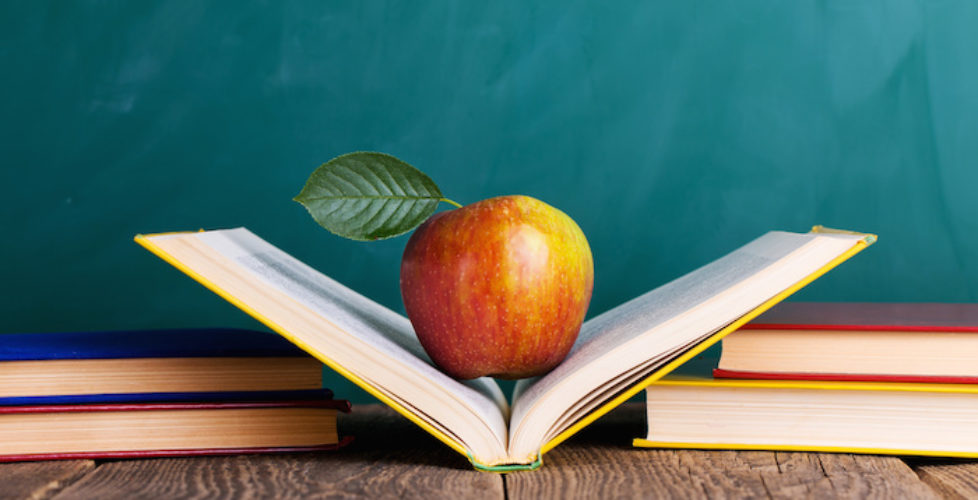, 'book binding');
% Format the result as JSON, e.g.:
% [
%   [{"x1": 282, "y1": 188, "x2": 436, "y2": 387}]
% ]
[{"x1": 469, "y1": 452, "x2": 543, "y2": 472}]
